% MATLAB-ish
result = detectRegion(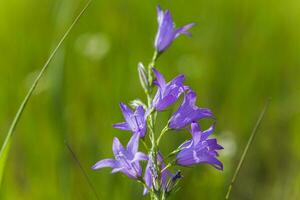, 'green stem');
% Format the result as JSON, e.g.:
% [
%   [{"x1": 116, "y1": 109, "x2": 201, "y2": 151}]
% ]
[
  {"x1": 0, "y1": 0, "x2": 92, "y2": 185},
  {"x1": 143, "y1": 50, "x2": 165, "y2": 198},
  {"x1": 147, "y1": 51, "x2": 158, "y2": 90},
  {"x1": 156, "y1": 126, "x2": 169, "y2": 146},
  {"x1": 161, "y1": 163, "x2": 172, "y2": 174}
]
